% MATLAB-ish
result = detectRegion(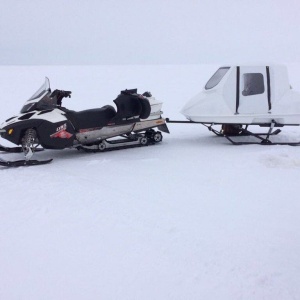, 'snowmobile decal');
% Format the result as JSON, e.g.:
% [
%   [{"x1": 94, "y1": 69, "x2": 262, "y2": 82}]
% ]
[
  {"x1": 56, "y1": 123, "x2": 67, "y2": 132},
  {"x1": 50, "y1": 123, "x2": 73, "y2": 139},
  {"x1": 50, "y1": 129, "x2": 73, "y2": 139}
]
